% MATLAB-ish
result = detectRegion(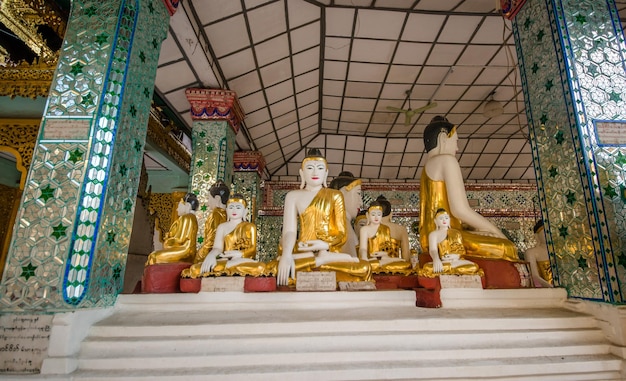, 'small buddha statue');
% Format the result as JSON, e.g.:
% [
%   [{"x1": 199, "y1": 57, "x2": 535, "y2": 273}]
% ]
[
  {"x1": 359, "y1": 201, "x2": 412, "y2": 275},
  {"x1": 194, "y1": 180, "x2": 229, "y2": 264},
  {"x1": 419, "y1": 208, "x2": 483, "y2": 277},
  {"x1": 376, "y1": 195, "x2": 411, "y2": 261},
  {"x1": 276, "y1": 148, "x2": 372, "y2": 286},
  {"x1": 329, "y1": 171, "x2": 363, "y2": 257},
  {"x1": 145, "y1": 193, "x2": 199, "y2": 265},
  {"x1": 419, "y1": 115, "x2": 519, "y2": 261},
  {"x1": 191, "y1": 194, "x2": 266, "y2": 277},
  {"x1": 524, "y1": 220, "x2": 553, "y2": 287}
]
